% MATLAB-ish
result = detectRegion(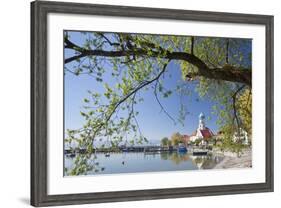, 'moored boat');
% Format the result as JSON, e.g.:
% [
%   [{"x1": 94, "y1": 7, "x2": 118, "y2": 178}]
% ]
[
  {"x1": 192, "y1": 149, "x2": 208, "y2": 156},
  {"x1": 178, "y1": 144, "x2": 187, "y2": 153}
]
